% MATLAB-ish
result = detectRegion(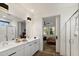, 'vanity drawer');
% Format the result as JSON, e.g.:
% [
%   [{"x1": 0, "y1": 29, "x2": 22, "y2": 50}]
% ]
[{"x1": 0, "y1": 44, "x2": 24, "y2": 56}]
